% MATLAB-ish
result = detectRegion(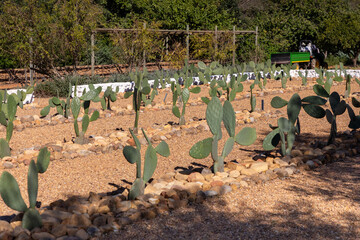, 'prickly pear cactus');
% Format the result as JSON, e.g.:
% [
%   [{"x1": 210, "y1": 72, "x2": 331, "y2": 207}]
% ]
[
  {"x1": 170, "y1": 72, "x2": 201, "y2": 125},
  {"x1": 325, "y1": 92, "x2": 347, "y2": 145},
  {"x1": 265, "y1": 93, "x2": 326, "y2": 156},
  {"x1": 0, "y1": 147, "x2": 50, "y2": 230},
  {"x1": 190, "y1": 97, "x2": 256, "y2": 173},
  {"x1": 123, "y1": 128, "x2": 170, "y2": 200},
  {"x1": 40, "y1": 82, "x2": 72, "y2": 118}
]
